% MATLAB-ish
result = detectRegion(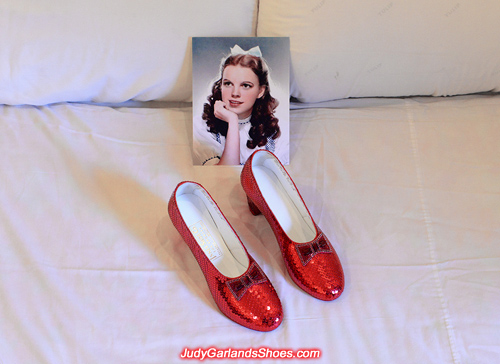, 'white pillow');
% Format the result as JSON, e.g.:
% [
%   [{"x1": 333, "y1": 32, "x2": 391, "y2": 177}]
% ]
[
  {"x1": 0, "y1": 0, "x2": 257, "y2": 105},
  {"x1": 258, "y1": 0, "x2": 500, "y2": 103}
]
